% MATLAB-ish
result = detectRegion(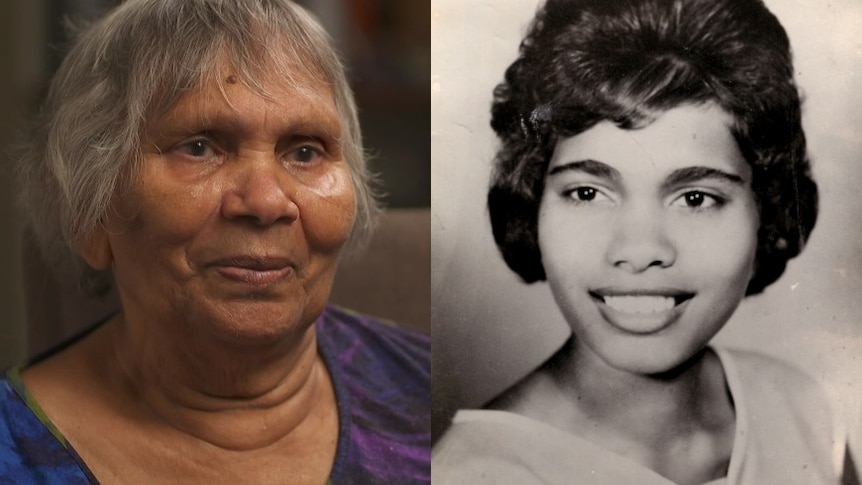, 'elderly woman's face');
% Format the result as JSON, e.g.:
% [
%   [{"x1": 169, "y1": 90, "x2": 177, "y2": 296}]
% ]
[{"x1": 85, "y1": 63, "x2": 356, "y2": 343}]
